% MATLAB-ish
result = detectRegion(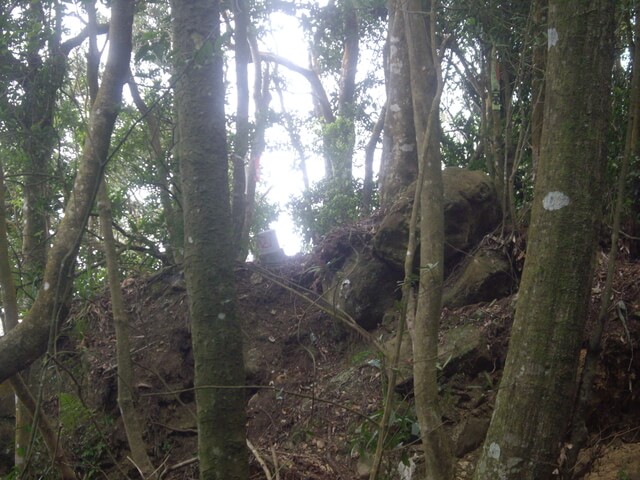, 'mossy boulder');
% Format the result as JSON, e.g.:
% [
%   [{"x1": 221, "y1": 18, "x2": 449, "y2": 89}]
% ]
[
  {"x1": 443, "y1": 247, "x2": 515, "y2": 308},
  {"x1": 373, "y1": 168, "x2": 501, "y2": 271}
]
